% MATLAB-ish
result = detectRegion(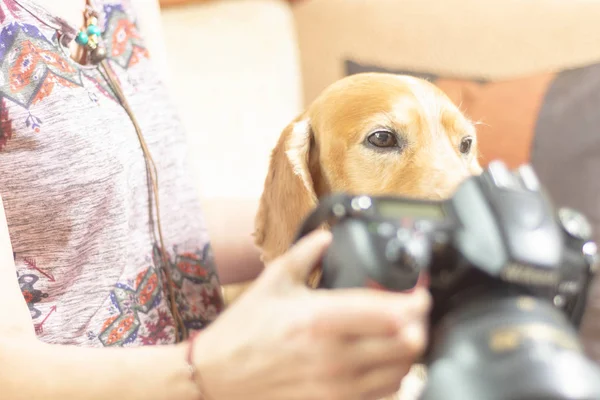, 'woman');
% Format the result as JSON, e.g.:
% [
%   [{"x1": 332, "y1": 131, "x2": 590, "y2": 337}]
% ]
[{"x1": 0, "y1": 0, "x2": 430, "y2": 398}]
